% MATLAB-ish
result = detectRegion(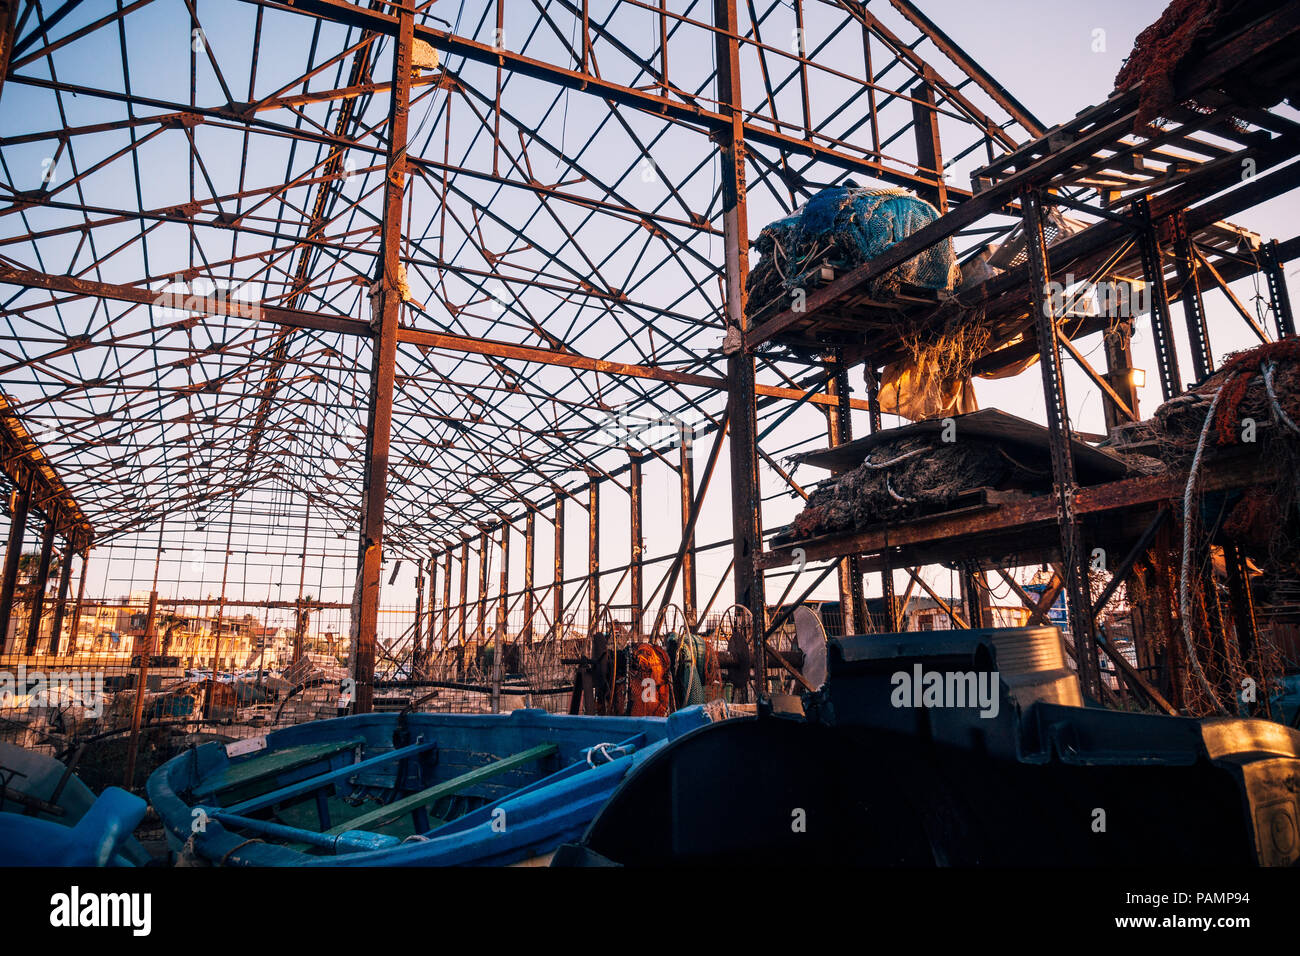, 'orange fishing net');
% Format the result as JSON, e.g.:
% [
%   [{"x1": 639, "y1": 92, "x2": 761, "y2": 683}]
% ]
[
  {"x1": 1115, "y1": 0, "x2": 1233, "y2": 134},
  {"x1": 1211, "y1": 338, "x2": 1300, "y2": 444},
  {"x1": 609, "y1": 643, "x2": 673, "y2": 717}
]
